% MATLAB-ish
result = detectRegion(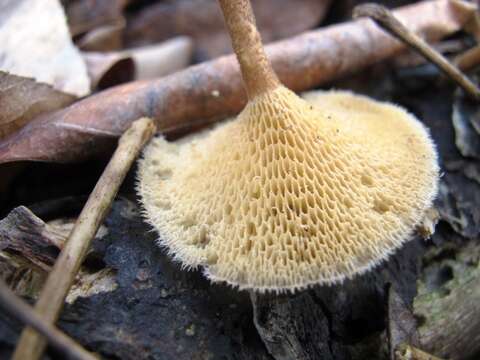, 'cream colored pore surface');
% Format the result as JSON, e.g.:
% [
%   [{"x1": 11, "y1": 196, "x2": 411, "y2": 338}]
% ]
[{"x1": 138, "y1": 86, "x2": 439, "y2": 292}]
